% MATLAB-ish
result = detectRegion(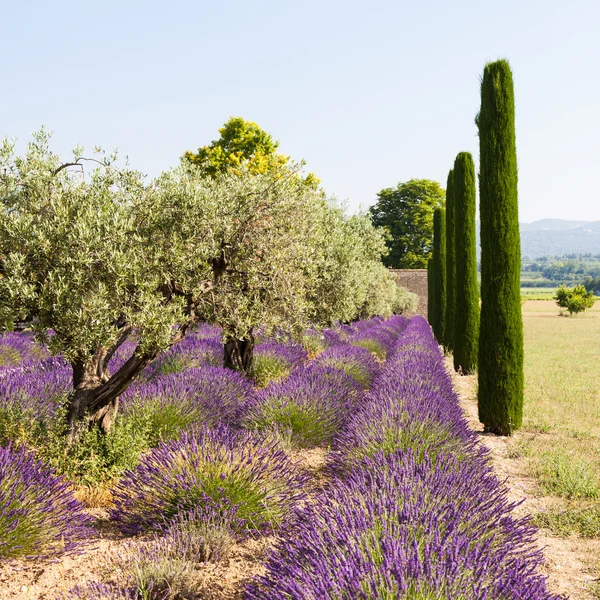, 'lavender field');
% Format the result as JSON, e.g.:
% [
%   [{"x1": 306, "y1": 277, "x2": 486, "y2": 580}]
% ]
[{"x1": 0, "y1": 317, "x2": 561, "y2": 599}]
